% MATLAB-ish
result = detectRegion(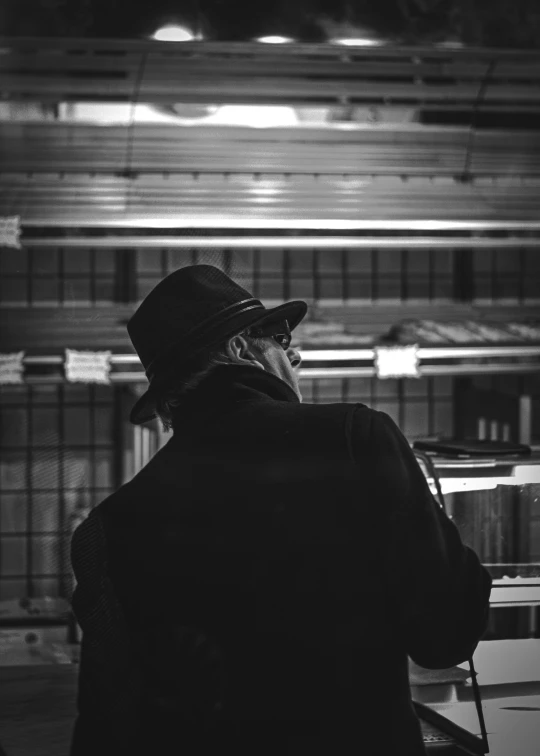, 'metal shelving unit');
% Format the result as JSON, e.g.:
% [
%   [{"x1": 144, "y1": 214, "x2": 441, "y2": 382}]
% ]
[
  {"x1": 12, "y1": 344, "x2": 540, "y2": 383},
  {"x1": 2, "y1": 37, "x2": 540, "y2": 109},
  {"x1": 1, "y1": 37, "x2": 539, "y2": 625}
]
